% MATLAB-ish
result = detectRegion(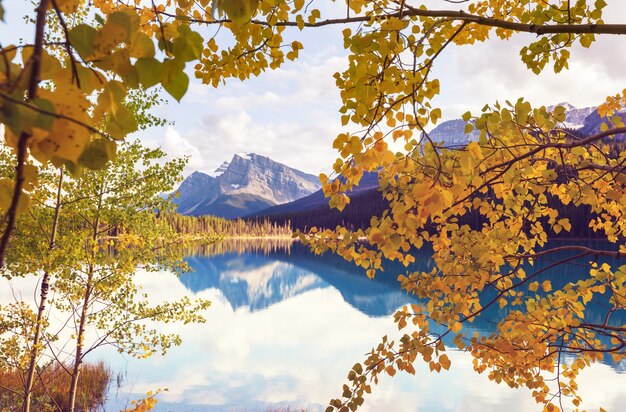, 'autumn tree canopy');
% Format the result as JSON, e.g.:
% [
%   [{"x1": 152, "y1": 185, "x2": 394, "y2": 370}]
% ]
[{"x1": 1, "y1": 0, "x2": 625, "y2": 411}]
